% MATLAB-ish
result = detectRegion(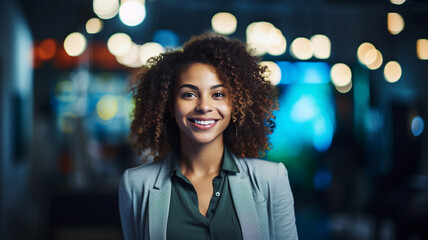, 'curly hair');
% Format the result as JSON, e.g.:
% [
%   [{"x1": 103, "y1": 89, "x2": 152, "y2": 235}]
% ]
[{"x1": 128, "y1": 33, "x2": 279, "y2": 160}]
